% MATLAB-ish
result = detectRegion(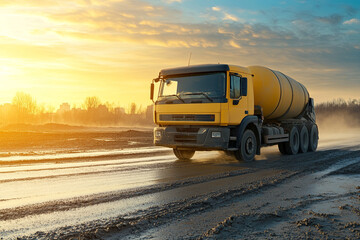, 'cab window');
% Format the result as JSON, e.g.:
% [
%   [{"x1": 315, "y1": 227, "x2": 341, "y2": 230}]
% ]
[{"x1": 230, "y1": 75, "x2": 241, "y2": 99}]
